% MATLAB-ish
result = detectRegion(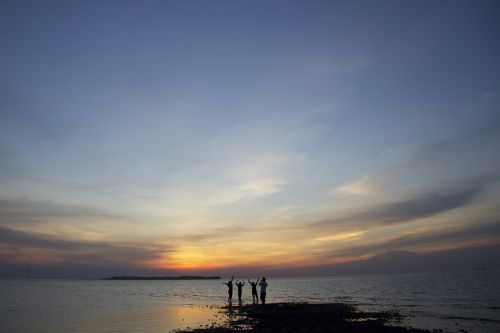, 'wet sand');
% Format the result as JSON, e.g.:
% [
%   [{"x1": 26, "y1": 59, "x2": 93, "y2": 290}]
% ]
[{"x1": 173, "y1": 302, "x2": 445, "y2": 333}]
